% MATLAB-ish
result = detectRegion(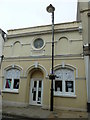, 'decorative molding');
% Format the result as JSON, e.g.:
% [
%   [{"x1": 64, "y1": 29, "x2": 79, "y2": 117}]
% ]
[
  {"x1": 3, "y1": 54, "x2": 84, "y2": 60},
  {"x1": 54, "y1": 63, "x2": 77, "y2": 71},
  {"x1": 21, "y1": 43, "x2": 31, "y2": 46},
  {"x1": 4, "y1": 64, "x2": 23, "y2": 71},
  {"x1": 61, "y1": 62, "x2": 65, "y2": 68},
  {"x1": 34, "y1": 61, "x2": 38, "y2": 68},
  {"x1": 7, "y1": 27, "x2": 79, "y2": 39},
  {"x1": 31, "y1": 49, "x2": 45, "y2": 56},
  {"x1": 2, "y1": 90, "x2": 19, "y2": 94},
  {"x1": 31, "y1": 37, "x2": 46, "y2": 51},
  {"x1": 20, "y1": 76, "x2": 27, "y2": 79},
  {"x1": 76, "y1": 77, "x2": 86, "y2": 80},
  {"x1": 4, "y1": 43, "x2": 31, "y2": 47},
  {"x1": 25, "y1": 63, "x2": 48, "y2": 78},
  {"x1": 54, "y1": 94, "x2": 77, "y2": 98},
  {"x1": 69, "y1": 39, "x2": 83, "y2": 42},
  {"x1": 2, "y1": 64, "x2": 23, "y2": 77},
  {"x1": 4, "y1": 45, "x2": 11, "y2": 47}
]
